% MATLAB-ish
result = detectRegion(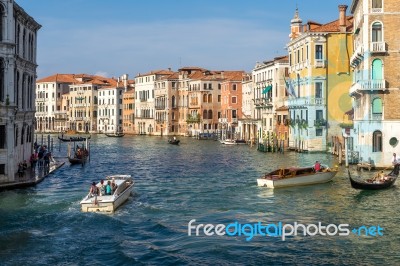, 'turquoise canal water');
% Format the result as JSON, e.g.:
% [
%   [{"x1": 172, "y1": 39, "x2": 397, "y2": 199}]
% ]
[{"x1": 1, "y1": 135, "x2": 399, "y2": 265}]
